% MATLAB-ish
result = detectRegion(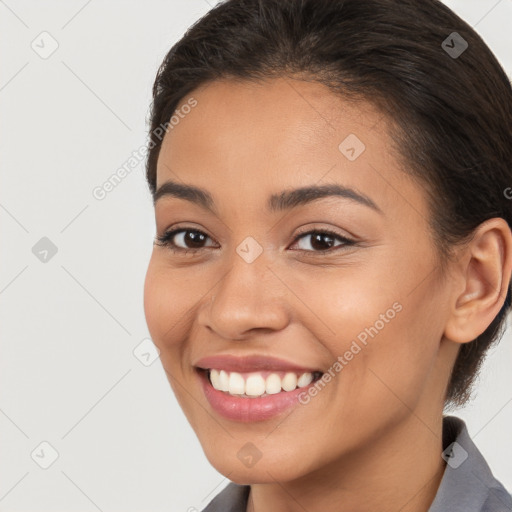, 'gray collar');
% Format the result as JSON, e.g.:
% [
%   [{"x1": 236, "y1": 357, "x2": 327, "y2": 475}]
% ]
[
  {"x1": 202, "y1": 415, "x2": 511, "y2": 512},
  {"x1": 428, "y1": 415, "x2": 511, "y2": 511}
]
